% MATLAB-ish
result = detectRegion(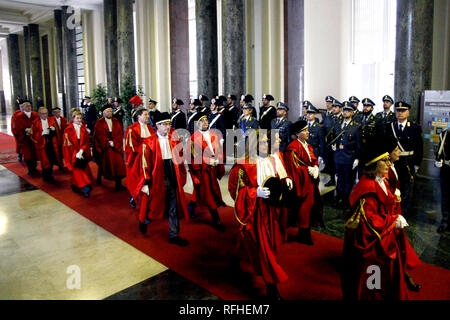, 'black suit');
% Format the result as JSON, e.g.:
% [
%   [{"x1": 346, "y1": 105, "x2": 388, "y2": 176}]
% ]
[{"x1": 259, "y1": 105, "x2": 277, "y2": 130}]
